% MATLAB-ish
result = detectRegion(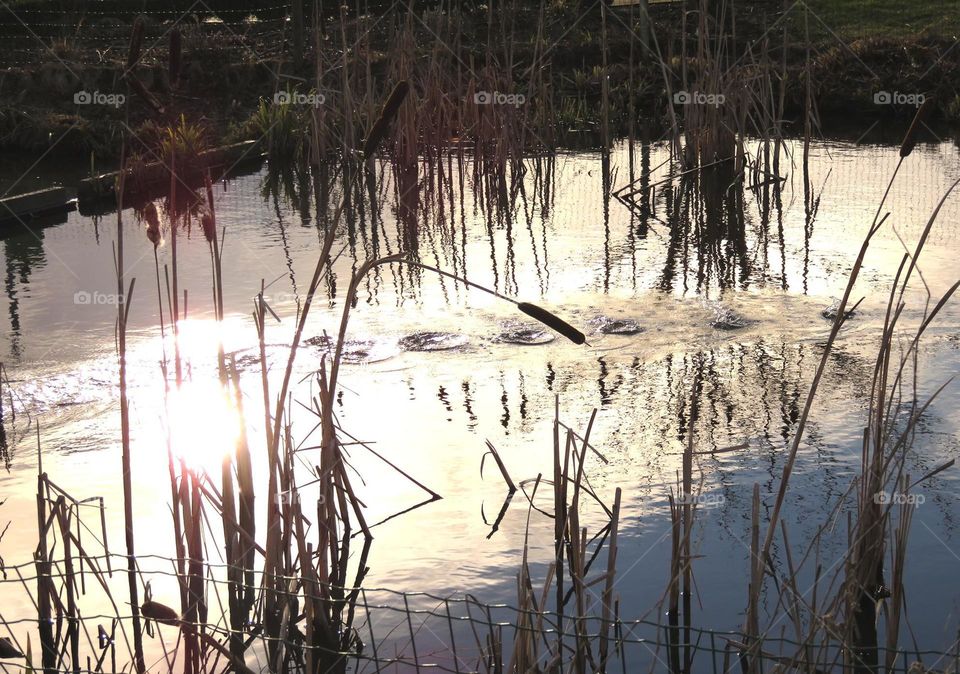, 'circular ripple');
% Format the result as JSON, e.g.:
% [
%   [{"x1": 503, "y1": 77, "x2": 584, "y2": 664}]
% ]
[
  {"x1": 821, "y1": 300, "x2": 856, "y2": 321},
  {"x1": 303, "y1": 335, "x2": 400, "y2": 363},
  {"x1": 593, "y1": 317, "x2": 644, "y2": 335},
  {"x1": 495, "y1": 326, "x2": 555, "y2": 345},
  {"x1": 340, "y1": 339, "x2": 400, "y2": 363},
  {"x1": 398, "y1": 331, "x2": 469, "y2": 352},
  {"x1": 303, "y1": 335, "x2": 332, "y2": 348},
  {"x1": 710, "y1": 305, "x2": 753, "y2": 331}
]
